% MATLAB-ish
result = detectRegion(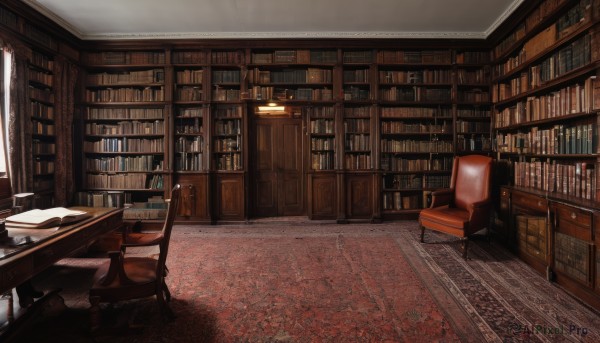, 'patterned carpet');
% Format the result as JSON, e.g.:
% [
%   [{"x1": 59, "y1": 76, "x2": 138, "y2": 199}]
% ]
[{"x1": 8, "y1": 220, "x2": 600, "y2": 342}]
